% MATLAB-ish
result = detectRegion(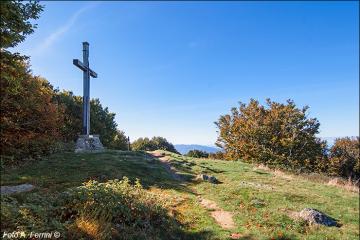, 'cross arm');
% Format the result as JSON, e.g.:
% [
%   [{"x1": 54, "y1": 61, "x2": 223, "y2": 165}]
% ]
[{"x1": 73, "y1": 59, "x2": 98, "y2": 78}]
